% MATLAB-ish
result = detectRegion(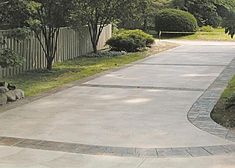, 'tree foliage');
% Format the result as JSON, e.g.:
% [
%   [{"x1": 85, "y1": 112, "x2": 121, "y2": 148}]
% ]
[
  {"x1": 0, "y1": 1, "x2": 26, "y2": 69},
  {"x1": 117, "y1": 0, "x2": 172, "y2": 31},
  {"x1": 171, "y1": 0, "x2": 221, "y2": 27},
  {"x1": 224, "y1": 12, "x2": 235, "y2": 38},
  {"x1": 171, "y1": 0, "x2": 235, "y2": 27}
]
